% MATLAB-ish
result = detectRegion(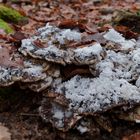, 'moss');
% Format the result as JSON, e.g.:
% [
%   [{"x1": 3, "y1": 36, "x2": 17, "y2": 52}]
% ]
[
  {"x1": 136, "y1": 10, "x2": 140, "y2": 16},
  {"x1": 11, "y1": 0, "x2": 19, "y2": 2},
  {"x1": 0, "y1": 4, "x2": 28, "y2": 25},
  {"x1": 0, "y1": 19, "x2": 14, "y2": 33},
  {"x1": 113, "y1": 11, "x2": 140, "y2": 33}
]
